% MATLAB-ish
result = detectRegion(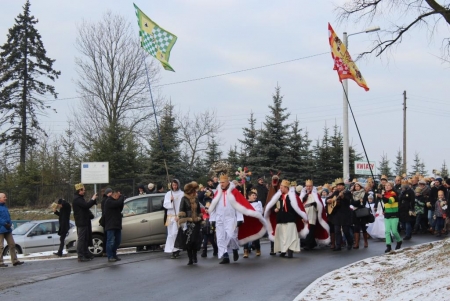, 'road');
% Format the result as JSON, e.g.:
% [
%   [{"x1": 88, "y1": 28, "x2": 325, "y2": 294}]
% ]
[{"x1": 0, "y1": 234, "x2": 440, "y2": 301}]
